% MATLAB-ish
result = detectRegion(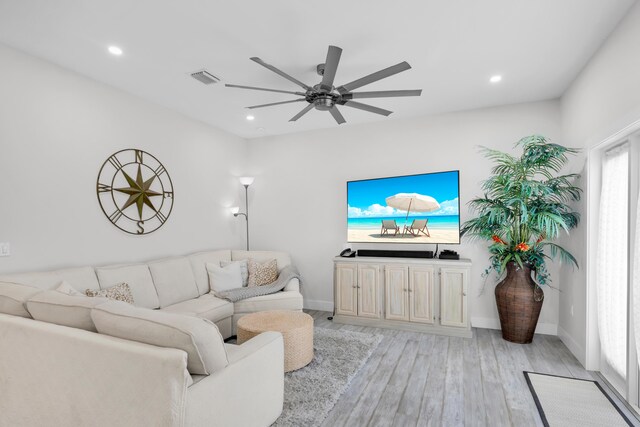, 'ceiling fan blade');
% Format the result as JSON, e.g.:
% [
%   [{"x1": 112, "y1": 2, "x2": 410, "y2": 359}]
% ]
[
  {"x1": 247, "y1": 99, "x2": 307, "y2": 109},
  {"x1": 225, "y1": 84, "x2": 306, "y2": 96},
  {"x1": 329, "y1": 106, "x2": 346, "y2": 125},
  {"x1": 289, "y1": 104, "x2": 315, "y2": 122},
  {"x1": 342, "y1": 89, "x2": 422, "y2": 99},
  {"x1": 320, "y1": 45, "x2": 342, "y2": 91},
  {"x1": 340, "y1": 100, "x2": 392, "y2": 116},
  {"x1": 250, "y1": 57, "x2": 312, "y2": 91},
  {"x1": 337, "y1": 62, "x2": 412, "y2": 94}
]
